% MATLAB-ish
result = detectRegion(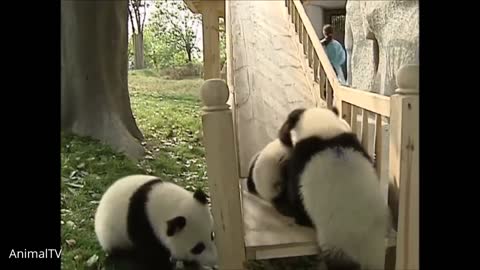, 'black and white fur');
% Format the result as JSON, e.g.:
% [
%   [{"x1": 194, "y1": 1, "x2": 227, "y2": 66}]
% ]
[
  {"x1": 246, "y1": 138, "x2": 300, "y2": 217},
  {"x1": 94, "y1": 174, "x2": 218, "y2": 270},
  {"x1": 278, "y1": 107, "x2": 389, "y2": 270}
]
